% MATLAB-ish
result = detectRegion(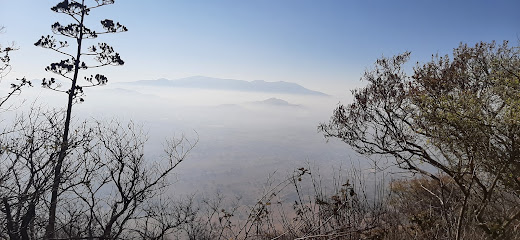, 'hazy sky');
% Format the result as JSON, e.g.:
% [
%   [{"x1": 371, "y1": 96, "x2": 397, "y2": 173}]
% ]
[{"x1": 1, "y1": 0, "x2": 519, "y2": 95}]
